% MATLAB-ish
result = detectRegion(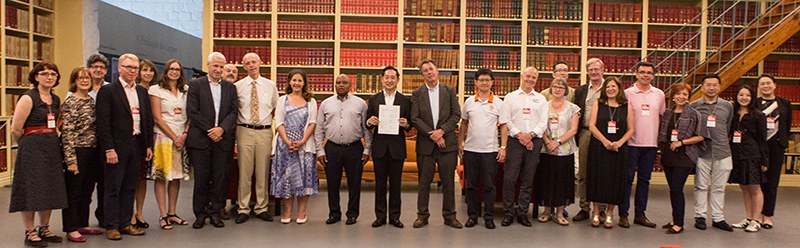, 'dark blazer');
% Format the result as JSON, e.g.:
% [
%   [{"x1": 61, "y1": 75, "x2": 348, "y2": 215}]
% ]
[
  {"x1": 95, "y1": 78, "x2": 154, "y2": 158},
  {"x1": 186, "y1": 76, "x2": 238, "y2": 151},
  {"x1": 574, "y1": 83, "x2": 590, "y2": 129},
  {"x1": 410, "y1": 83, "x2": 461, "y2": 155},
  {"x1": 367, "y1": 91, "x2": 412, "y2": 160},
  {"x1": 730, "y1": 111, "x2": 769, "y2": 166},
  {"x1": 756, "y1": 97, "x2": 792, "y2": 148}
]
